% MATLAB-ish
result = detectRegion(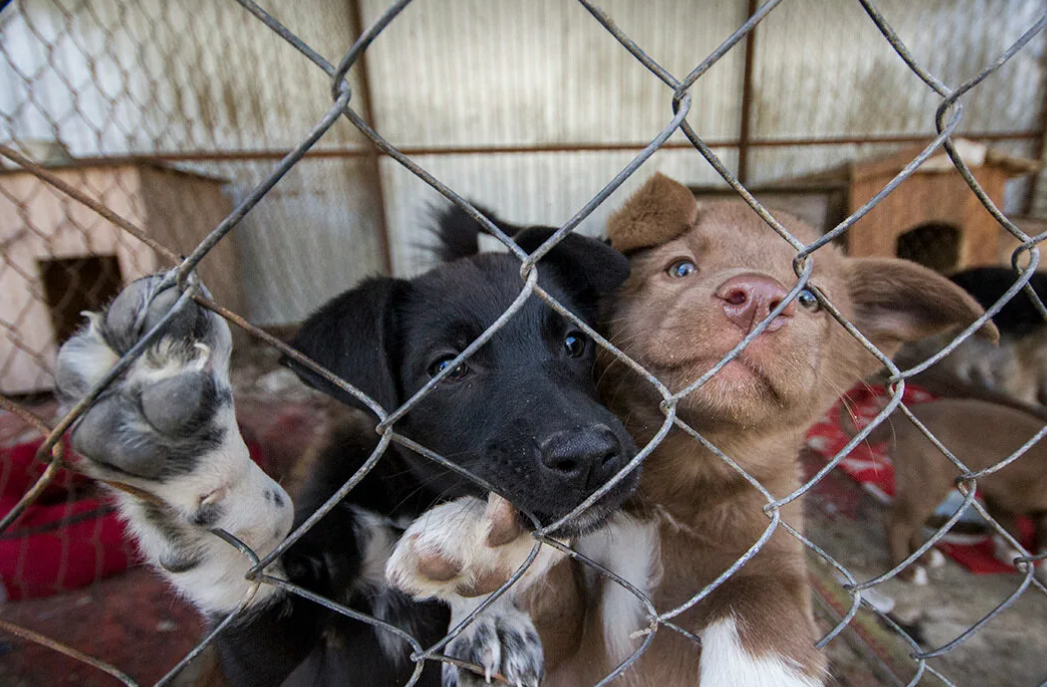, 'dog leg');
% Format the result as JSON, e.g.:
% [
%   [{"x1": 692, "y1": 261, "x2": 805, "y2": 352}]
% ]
[
  {"x1": 56, "y1": 274, "x2": 293, "y2": 614},
  {"x1": 387, "y1": 494, "x2": 563, "y2": 686},
  {"x1": 699, "y1": 616, "x2": 823, "y2": 687},
  {"x1": 884, "y1": 507, "x2": 922, "y2": 583},
  {"x1": 1033, "y1": 513, "x2": 1047, "y2": 585},
  {"x1": 692, "y1": 571, "x2": 827, "y2": 687}
]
